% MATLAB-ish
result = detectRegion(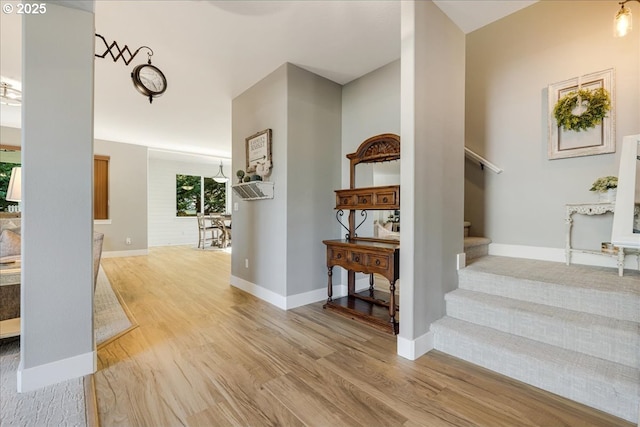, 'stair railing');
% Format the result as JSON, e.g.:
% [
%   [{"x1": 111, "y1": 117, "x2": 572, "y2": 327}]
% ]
[
  {"x1": 464, "y1": 147, "x2": 503, "y2": 174},
  {"x1": 611, "y1": 134, "x2": 640, "y2": 249}
]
